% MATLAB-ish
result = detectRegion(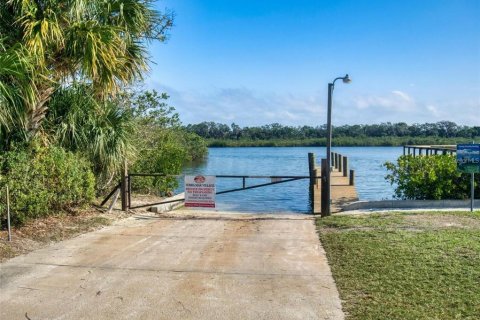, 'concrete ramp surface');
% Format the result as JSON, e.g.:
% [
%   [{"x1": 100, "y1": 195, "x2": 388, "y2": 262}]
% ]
[{"x1": 0, "y1": 210, "x2": 344, "y2": 320}]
